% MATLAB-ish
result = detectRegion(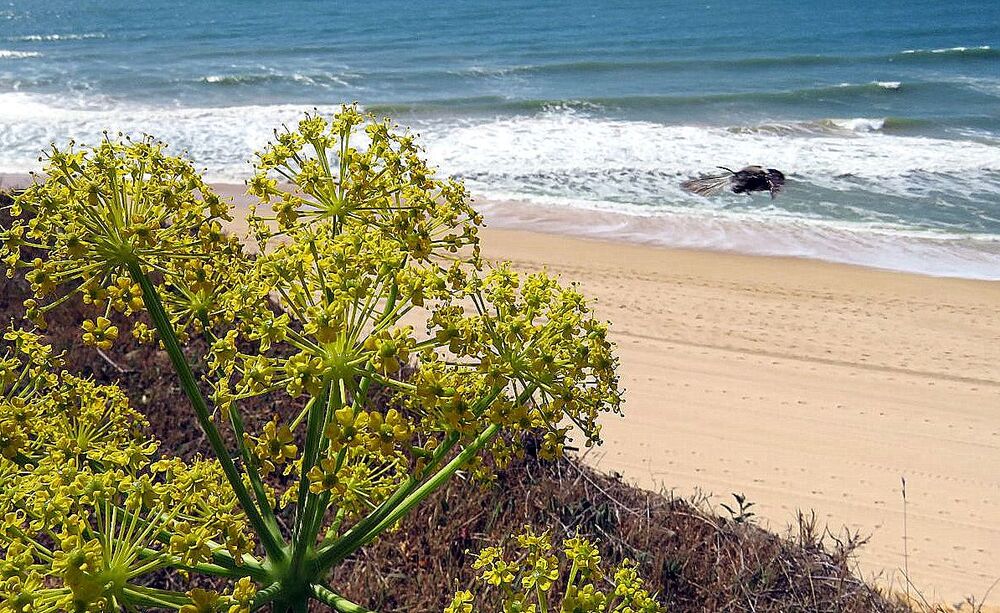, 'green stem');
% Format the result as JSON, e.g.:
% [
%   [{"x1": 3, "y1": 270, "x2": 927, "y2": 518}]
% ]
[
  {"x1": 137, "y1": 547, "x2": 266, "y2": 580},
  {"x1": 537, "y1": 586, "x2": 549, "y2": 613},
  {"x1": 313, "y1": 422, "x2": 501, "y2": 573},
  {"x1": 563, "y1": 560, "x2": 579, "y2": 604},
  {"x1": 311, "y1": 384, "x2": 523, "y2": 574},
  {"x1": 311, "y1": 584, "x2": 378, "y2": 613},
  {"x1": 352, "y1": 423, "x2": 501, "y2": 553},
  {"x1": 250, "y1": 582, "x2": 283, "y2": 611},
  {"x1": 309, "y1": 442, "x2": 448, "y2": 572},
  {"x1": 122, "y1": 585, "x2": 189, "y2": 609},
  {"x1": 289, "y1": 380, "x2": 333, "y2": 578},
  {"x1": 199, "y1": 317, "x2": 280, "y2": 539},
  {"x1": 127, "y1": 261, "x2": 286, "y2": 563},
  {"x1": 321, "y1": 507, "x2": 347, "y2": 546},
  {"x1": 226, "y1": 398, "x2": 282, "y2": 540}
]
